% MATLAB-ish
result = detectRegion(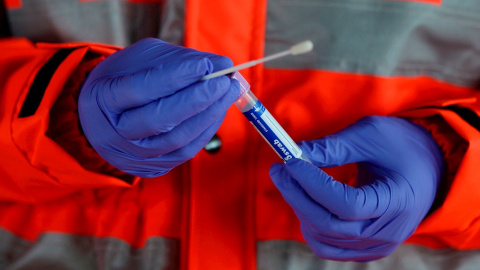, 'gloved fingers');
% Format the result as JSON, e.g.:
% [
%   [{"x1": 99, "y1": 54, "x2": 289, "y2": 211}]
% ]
[
  {"x1": 300, "y1": 220, "x2": 393, "y2": 251},
  {"x1": 298, "y1": 116, "x2": 400, "y2": 168},
  {"x1": 271, "y1": 160, "x2": 400, "y2": 260},
  {"x1": 300, "y1": 116, "x2": 442, "y2": 172},
  {"x1": 270, "y1": 163, "x2": 366, "y2": 232},
  {"x1": 108, "y1": 38, "x2": 214, "y2": 75},
  {"x1": 123, "y1": 81, "x2": 239, "y2": 158},
  {"x1": 116, "y1": 76, "x2": 234, "y2": 139},
  {"x1": 270, "y1": 162, "x2": 332, "y2": 219},
  {"x1": 106, "y1": 151, "x2": 172, "y2": 178},
  {"x1": 302, "y1": 238, "x2": 350, "y2": 262},
  {"x1": 284, "y1": 159, "x2": 390, "y2": 220},
  {"x1": 100, "y1": 57, "x2": 214, "y2": 113},
  {"x1": 297, "y1": 135, "x2": 374, "y2": 168},
  {"x1": 162, "y1": 117, "x2": 224, "y2": 161},
  {"x1": 301, "y1": 226, "x2": 396, "y2": 262},
  {"x1": 115, "y1": 118, "x2": 224, "y2": 178},
  {"x1": 204, "y1": 54, "x2": 234, "y2": 72},
  {"x1": 78, "y1": 38, "x2": 242, "y2": 177}
]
